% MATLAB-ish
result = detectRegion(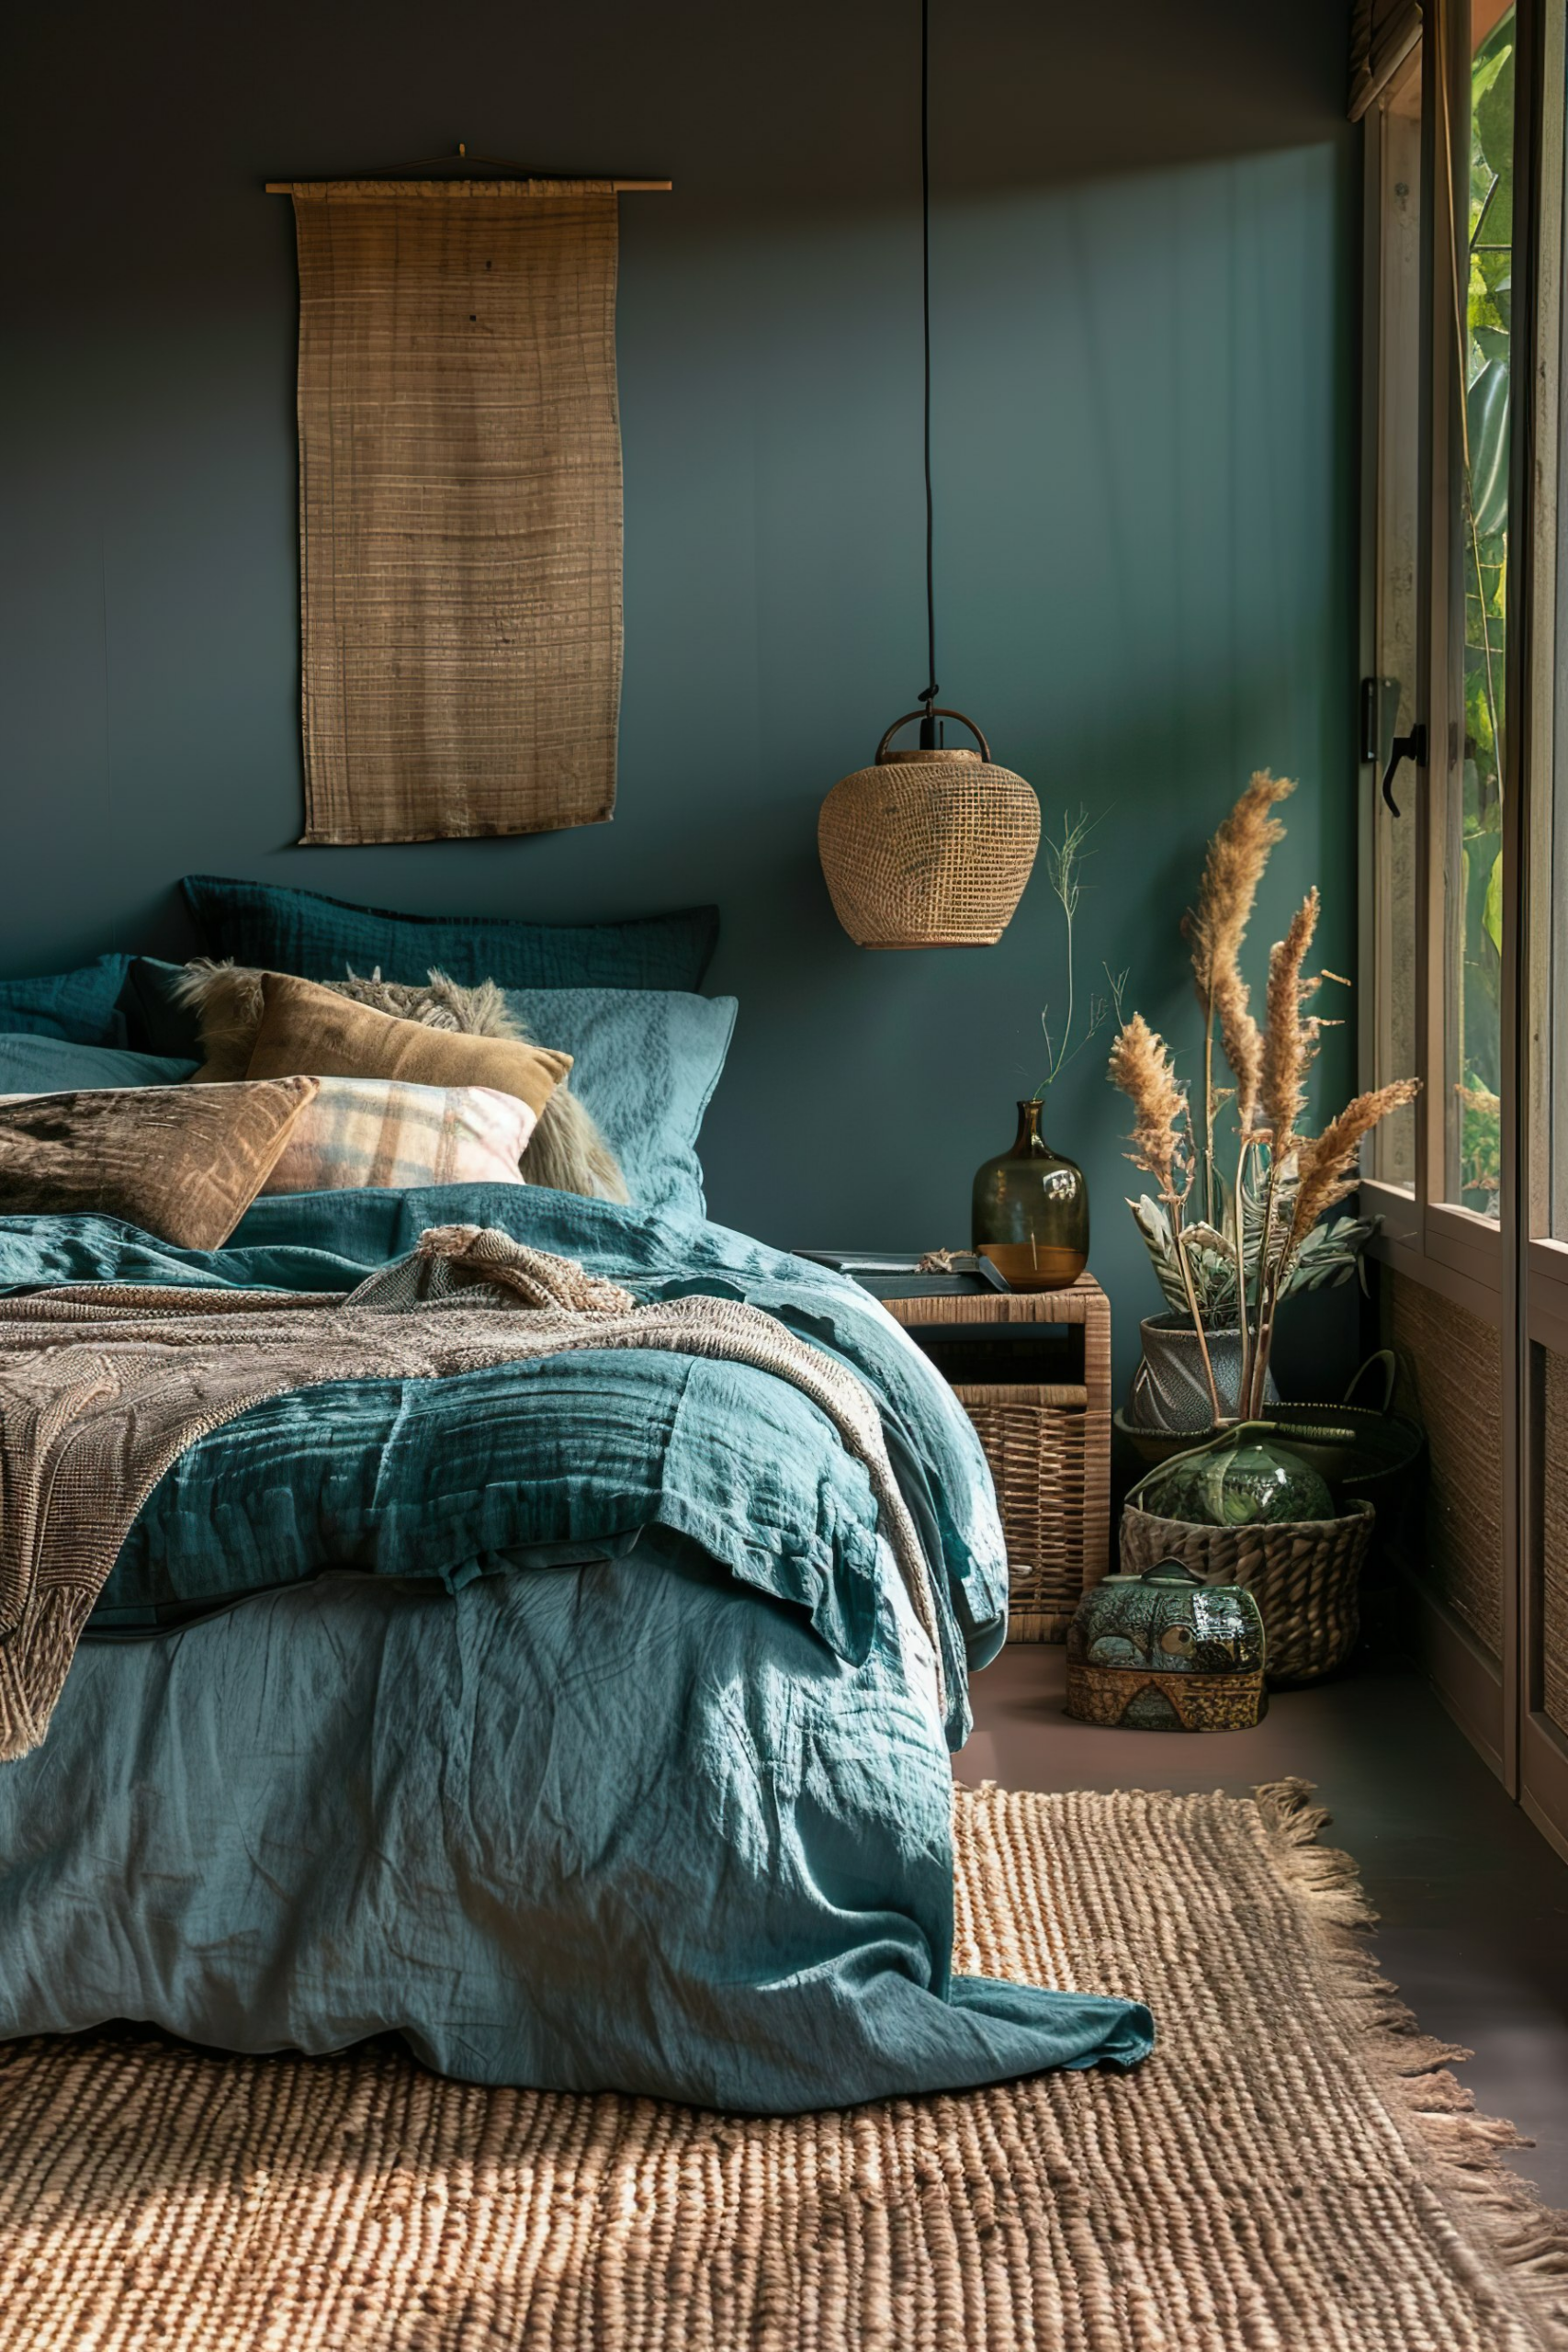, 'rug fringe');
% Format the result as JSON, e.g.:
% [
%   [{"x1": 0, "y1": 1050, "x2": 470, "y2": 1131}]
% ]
[{"x1": 1253, "y1": 1777, "x2": 1568, "y2": 2346}]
